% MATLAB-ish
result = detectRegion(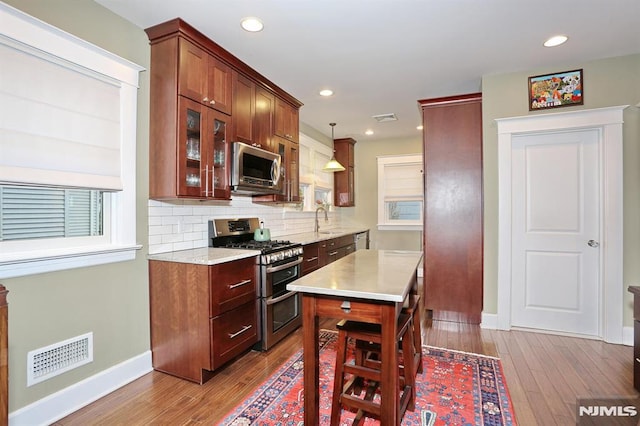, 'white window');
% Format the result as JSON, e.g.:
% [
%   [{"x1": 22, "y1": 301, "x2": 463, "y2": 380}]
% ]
[
  {"x1": 0, "y1": 3, "x2": 143, "y2": 278},
  {"x1": 298, "y1": 133, "x2": 334, "y2": 211},
  {"x1": 377, "y1": 154, "x2": 423, "y2": 230}
]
